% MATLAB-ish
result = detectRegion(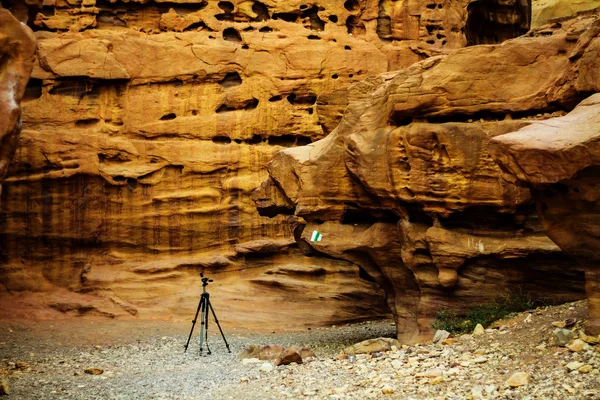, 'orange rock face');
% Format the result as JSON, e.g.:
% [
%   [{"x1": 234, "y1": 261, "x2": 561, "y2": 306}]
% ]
[
  {"x1": 0, "y1": 0, "x2": 550, "y2": 329},
  {"x1": 258, "y1": 10, "x2": 600, "y2": 341},
  {"x1": 491, "y1": 94, "x2": 600, "y2": 334},
  {"x1": 0, "y1": 9, "x2": 36, "y2": 200}
]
